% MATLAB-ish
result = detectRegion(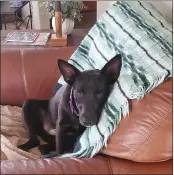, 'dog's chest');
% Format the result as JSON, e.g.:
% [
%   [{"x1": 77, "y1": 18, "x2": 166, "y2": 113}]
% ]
[
  {"x1": 43, "y1": 122, "x2": 56, "y2": 135},
  {"x1": 42, "y1": 91, "x2": 63, "y2": 135},
  {"x1": 40, "y1": 109, "x2": 56, "y2": 135}
]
